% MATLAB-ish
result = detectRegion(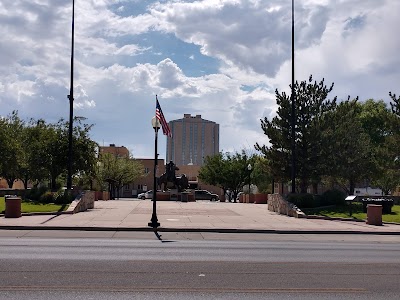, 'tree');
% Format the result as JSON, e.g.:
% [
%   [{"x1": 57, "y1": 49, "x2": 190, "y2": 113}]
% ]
[
  {"x1": 256, "y1": 75, "x2": 337, "y2": 193},
  {"x1": 251, "y1": 156, "x2": 273, "y2": 194},
  {"x1": 0, "y1": 111, "x2": 25, "y2": 188},
  {"x1": 44, "y1": 117, "x2": 97, "y2": 190},
  {"x1": 389, "y1": 92, "x2": 400, "y2": 116},
  {"x1": 96, "y1": 153, "x2": 144, "y2": 199},
  {"x1": 21, "y1": 119, "x2": 52, "y2": 188},
  {"x1": 321, "y1": 99, "x2": 373, "y2": 195},
  {"x1": 198, "y1": 151, "x2": 254, "y2": 202}
]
